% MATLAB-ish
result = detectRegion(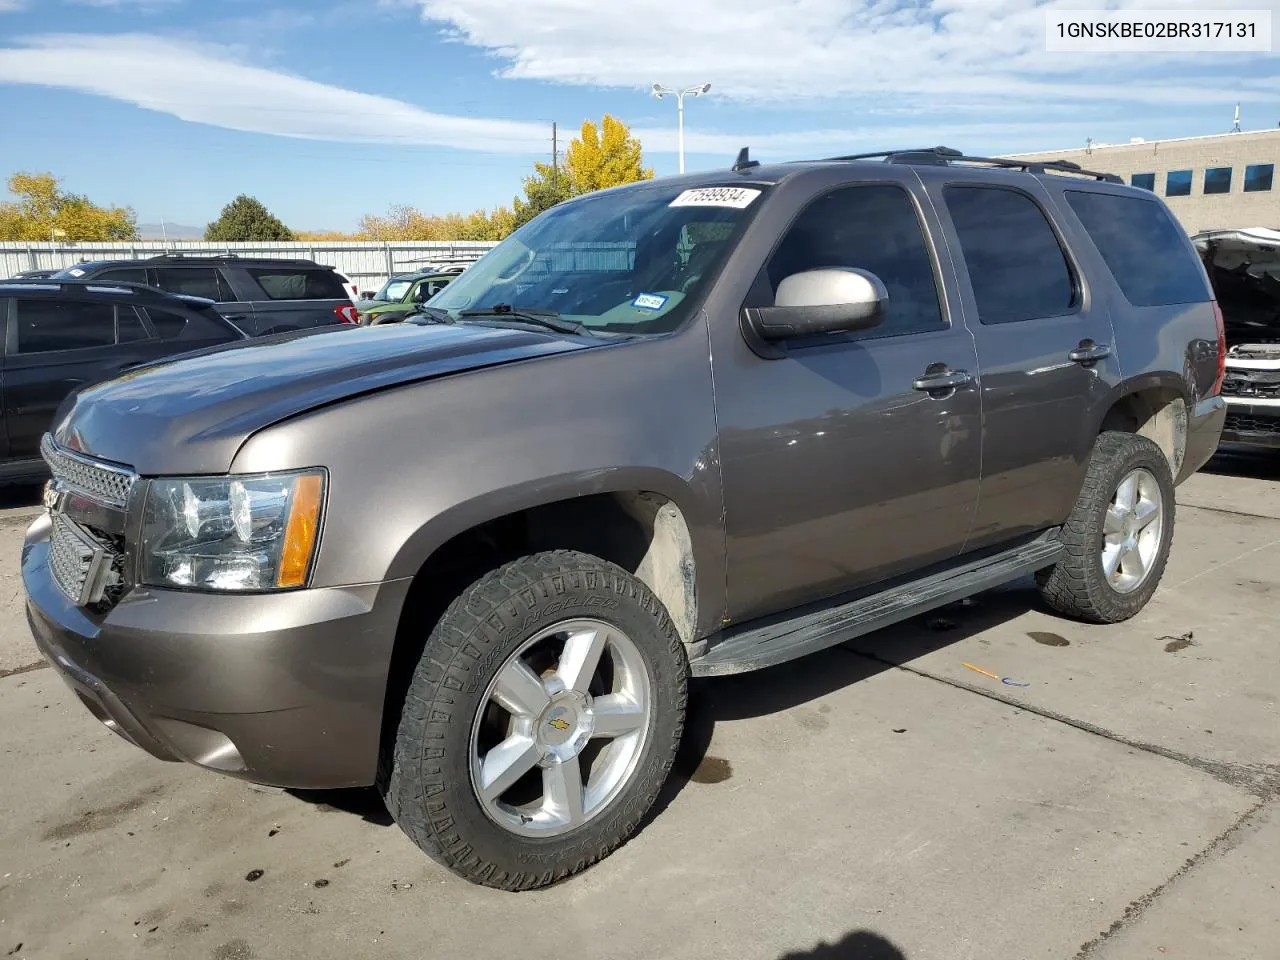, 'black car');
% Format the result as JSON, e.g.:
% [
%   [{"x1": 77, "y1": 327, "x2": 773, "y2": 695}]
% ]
[
  {"x1": 0, "y1": 279, "x2": 248, "y2": 481},
  {"x1": 53, "y1": 253, "x2": 359, "y2": 336}
]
